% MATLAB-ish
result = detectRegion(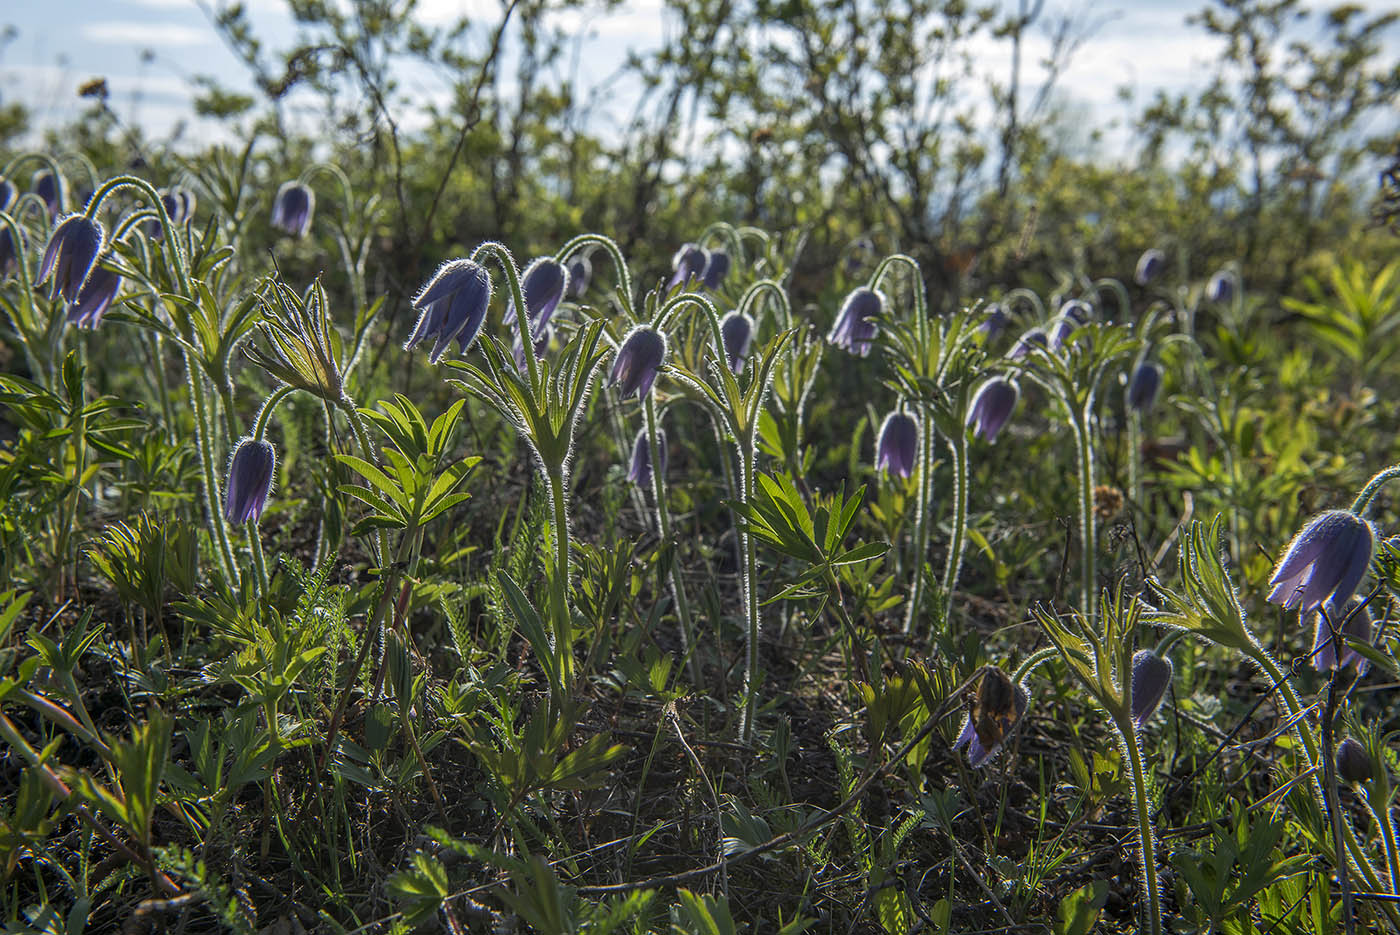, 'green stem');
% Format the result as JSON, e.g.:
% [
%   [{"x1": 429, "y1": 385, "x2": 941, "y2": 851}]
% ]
[
  {"x1": 941, "y1": 430, "x2": 969, "y2": 622},
  {"x1": 646, "y1": 396, "x2": 696, "y2": 677},
  {"x1": 1118, "y1": 718, "x2": 1162, "y2": 935},
  {"x1": 903, "y1": 403, "x2": 935, "y2": 637},
  {"x1": 1071, "y1": 406, "x2": 1096, "y2": 623},
  {"x1": 1362, "y1": 785, "x2": 1400, "y2": 895},
  {"x1": 546, "y1": 465, "x2": 575, "y2": 705},
  {"x1": 738, "y1": 431, "x2": 761, "y2": 741},
  {"x1": 1351, "y1": 463, "x2": 1400, "y2": 517},
  {"x1": 1011, "y1": 647, "x2": 1061, "y2": 685},
  {"x1": 554, "y1": 233, "x2": 636, "y2": 320},
  {"x1": 248, "y1": 521, "x2": 269, "y2": 597},
  {"x1": 183, "y1": 347, "x2": 239, "y2": 588},
  {"x1": 1128, "y1": 410, "x2": 1143, "y2": 512}
]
